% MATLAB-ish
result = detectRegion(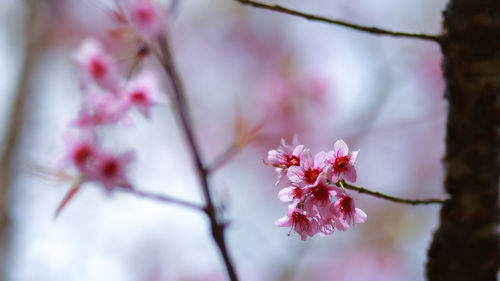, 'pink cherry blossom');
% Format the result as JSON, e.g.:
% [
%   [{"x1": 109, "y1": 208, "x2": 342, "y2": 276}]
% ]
[
  {"x1": 267, "y1": 138, "x2": 365, "y2": 240},
  {"x1": 73, "y1": 38, "x2": 118, "y2": 91},
  {"x1": 331, "y1": 195, "x2": 367, "y2": 231},
  {"x1": 275, "y1": 207, "x2": 318, "y2": 241},
  {"x1": 287, "y1": 149, "x2": 327, "y2": 187},
  {"x1": 73, "y1": 92, "x2": 129, "y2": 127},
  {"x1": 86, "y1": 150, "x2": 135, "y2": 192},
  {"x1": 266, "y1": 136, "x2": 304, "y2": 185},
  {"x1": 326, "y1": 140, "x2": 358, "y2": 183},
  {"x1": 303, "y1": 176, "x2": 341, "y2": 207},
  {"x1": 127, "y1": 0, "x2": 166, "y2": 39},
  {"x1": 277, "y1": 185, "x2": 303, "y2": 203},
  {"x1": 123, "y1": 71, "x2": 162, "y2": 118},
  {"x1": 60, "y1": 131, "x2": 98, "y2": 173}
]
